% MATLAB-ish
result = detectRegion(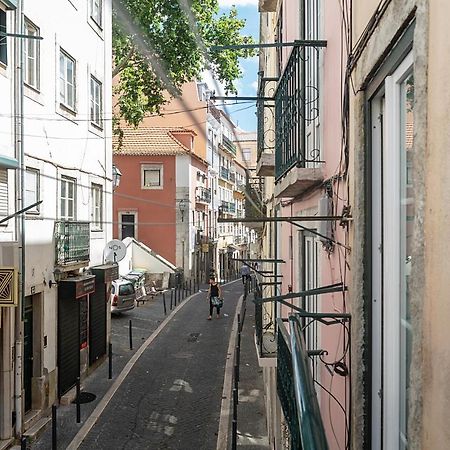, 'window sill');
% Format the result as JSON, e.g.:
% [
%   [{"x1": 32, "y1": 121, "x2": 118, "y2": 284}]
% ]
[
  {"x1": 57, "y1": 105, "x2": 78, "y2": 124},
  {"x1": 0, "y1": 62, "x2": 7, "y2": 78},
  {"x1": 24, "y1": 84, "x2": 44, "y2": 106},
  {"x1": 88, "y1": 17, "x2": 104, "y2": 40},
  {"x1": 89, "y1": 123, "x2": 104, "y2": 137},
  {"x1": 141, "y1": 186, "x2": 164, "y2": 190}
]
